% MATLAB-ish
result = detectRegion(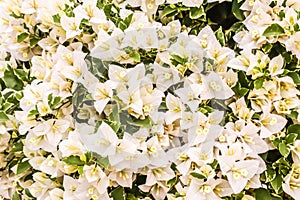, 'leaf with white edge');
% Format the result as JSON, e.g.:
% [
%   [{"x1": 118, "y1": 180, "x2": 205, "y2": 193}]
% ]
[
  {"x1": 285, "y1": 133, "x2": 298, "y2": 144},
  {"x1": 190, "y1": 172, "x2": 206, "y2": 179},
  {"x1": 232, "y1": 0, "x2": 245, "y2": 21},
  {"x1": 12, "y1": 191, "x2": 20, "y2": 200},
  {"x1": 287, "y1": 71, "x2": 300, "y2": 85},
  {"x1": 254, "y1": 188, "x2": 272, "y2": 200},
  {"x1": 254, "y1": 78, "x2": 264, "y2": 89},
  {"x1": 111, "y1": 187, "x2": 126, "y2": 200},
  {"x1": 266, "y1": 168, "x2": 276, "y2": 182},
  {"x1": 287, "y1": 124, "x2": 300, "y2": 140},
  {"x1": 24, "y1": 189, "x2": 34, "y2": 198},
  {"x1": 17, "y1": 160, "x2": 31, "y2": 175},
  {"x1": 62, "y1": 155, "x2": 85, "y2": 166},
  {"x1": 189, "y1": 6, "x2": 205, "y2": 20},
  {"x1": 161, "y1": 5, "x2": 178, "y2": 18},
  {"x1": 271, "y1": 175, "x2": 283, "y2": 194},
  {"x1": 263, "y1": 23, "x2": 284, "y2": 37},
  {"x1": 4, "y1": 68, "x2": 24, "y2": 90},
  {"x1": 17, "y1": 33, "x2": 29, "y2": 43},
  {"x1": 0, "y1": 111, "x2": 9, "y2": 122},
  {"x1": 130, "y1": 51, "x2": 140, "y2": 63},
  {"x1": 278, "y1": 142, "x2": 290, "y2": 157},
  {"x1": 95, "y1": 155, "x2": 110, "y2": 169},
  {"x1": 30, "y1": 38, "x2": 39, "y2": 47},
  {"x1": 215, "y1": 27, "x2": 225, "y2": 46}
]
